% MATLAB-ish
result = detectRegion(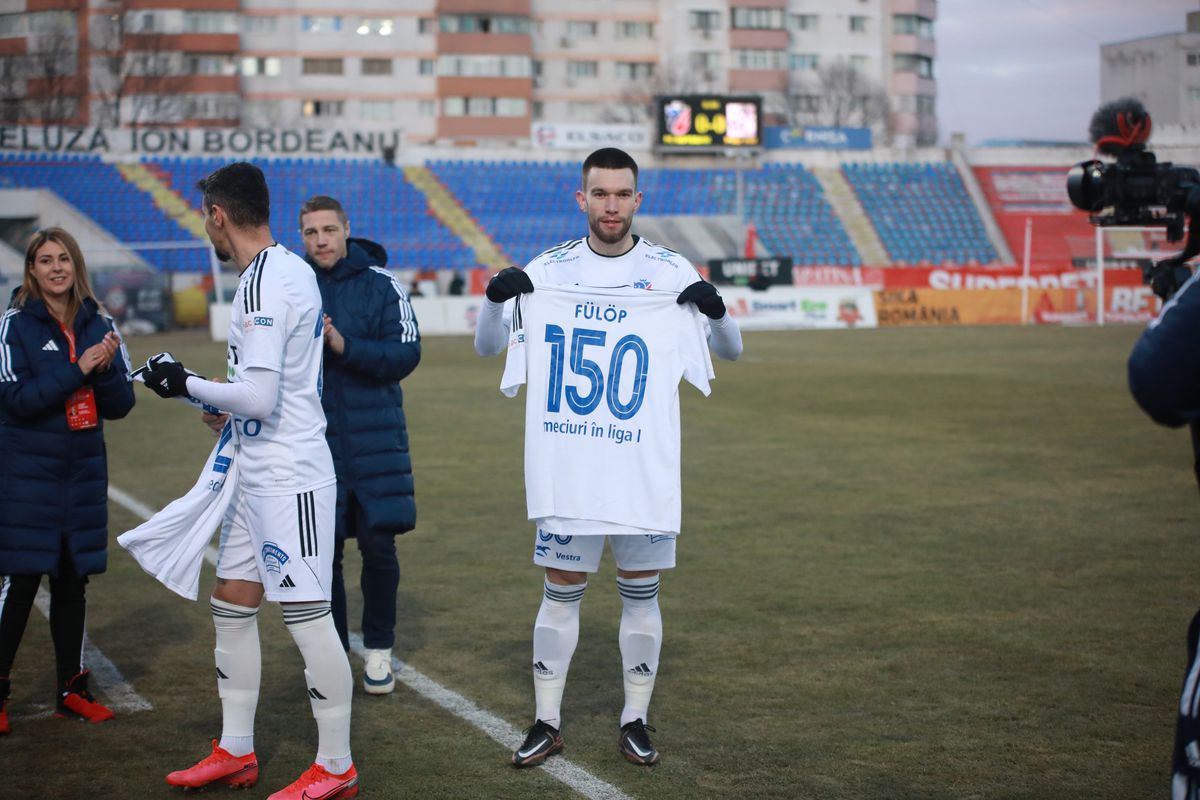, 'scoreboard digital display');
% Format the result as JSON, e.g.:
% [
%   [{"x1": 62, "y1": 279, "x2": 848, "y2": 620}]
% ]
[{"x1": 656, "y1": 95, "x2": 762, "y2": 151}]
